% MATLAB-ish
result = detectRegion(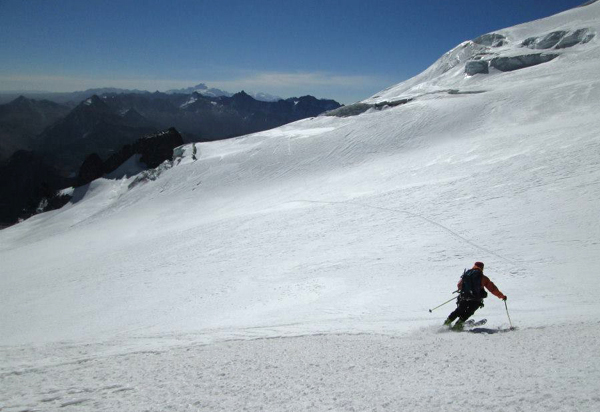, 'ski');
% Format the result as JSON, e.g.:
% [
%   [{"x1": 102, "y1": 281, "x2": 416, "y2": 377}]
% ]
[
  {"x1": 442, "y1": 318, "x2": 488, "y2": 332},
  {"x1": 464, "y1": 318, "x2": 487, "y2": 327}
]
